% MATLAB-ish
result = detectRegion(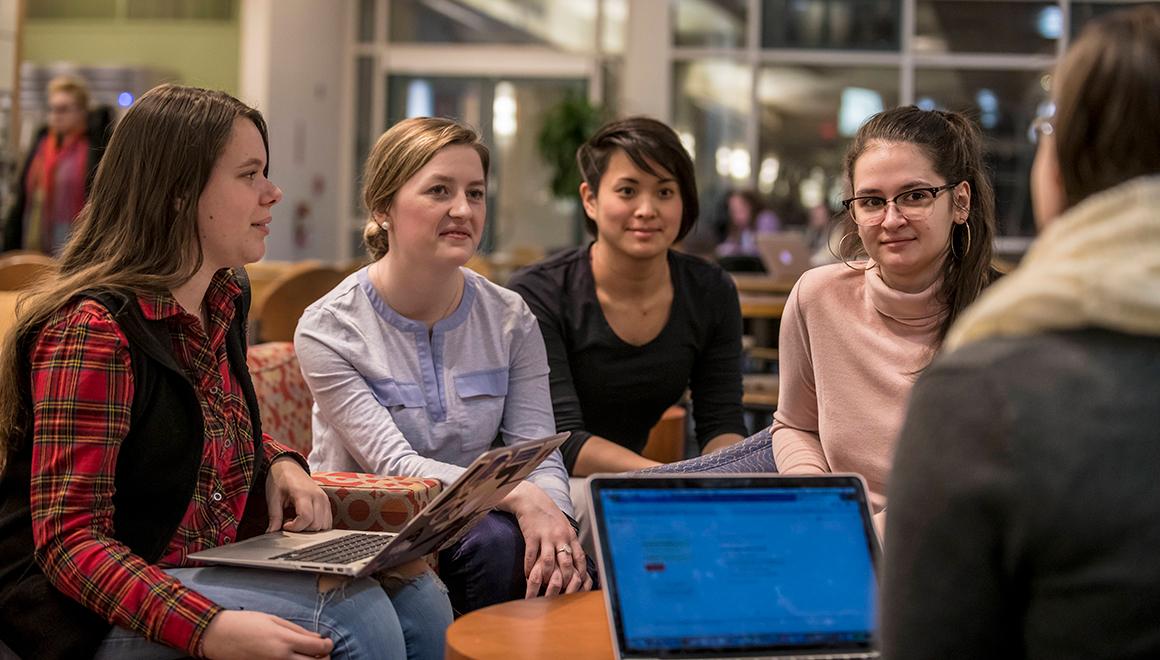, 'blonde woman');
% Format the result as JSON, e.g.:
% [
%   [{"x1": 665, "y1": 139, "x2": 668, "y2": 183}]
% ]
[{"x1": 296, "y1": 117, "x2": 591, "y2": 615}]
